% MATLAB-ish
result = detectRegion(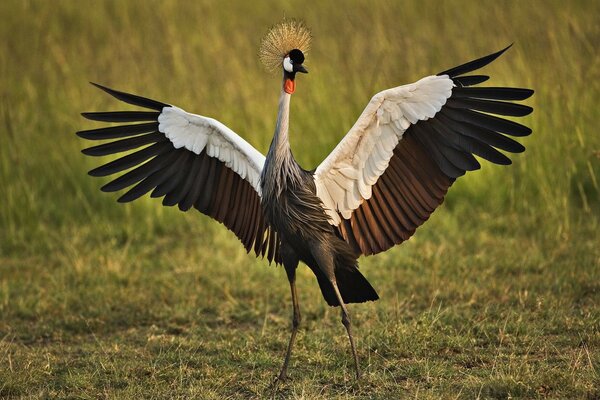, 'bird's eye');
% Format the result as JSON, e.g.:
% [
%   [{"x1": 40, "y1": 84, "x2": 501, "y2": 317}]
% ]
[{"x1": 283, "y1": 56, "x2": 293, "y2": 73}]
